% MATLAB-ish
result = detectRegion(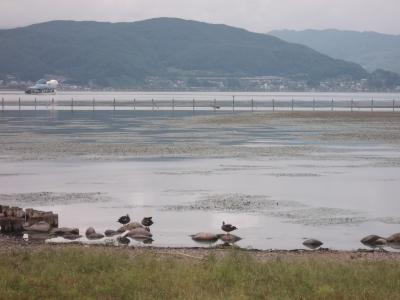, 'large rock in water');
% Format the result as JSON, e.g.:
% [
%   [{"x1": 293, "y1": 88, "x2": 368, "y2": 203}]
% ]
[
  {"x1": 387, "y1": 233, "x2": 400, "y2": 243},
  {"x1": 218, "y1": 234, "x2": 242, "y2": 244},
  {"x1": 125, "y1": 227, "x2": 152, "y2": 238},
  {"x1": 303, "y1": 239, "x2": 323, "y2": 249},
  {"x1": 361, "y1": 235, "x2": 387, "y2": 247},
  {"x1": 117, "y1": 222, "x2": 144, "y2": 233},
  {"x1": 190, "y1": 232, "x2": 219, "y2": 243}
]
